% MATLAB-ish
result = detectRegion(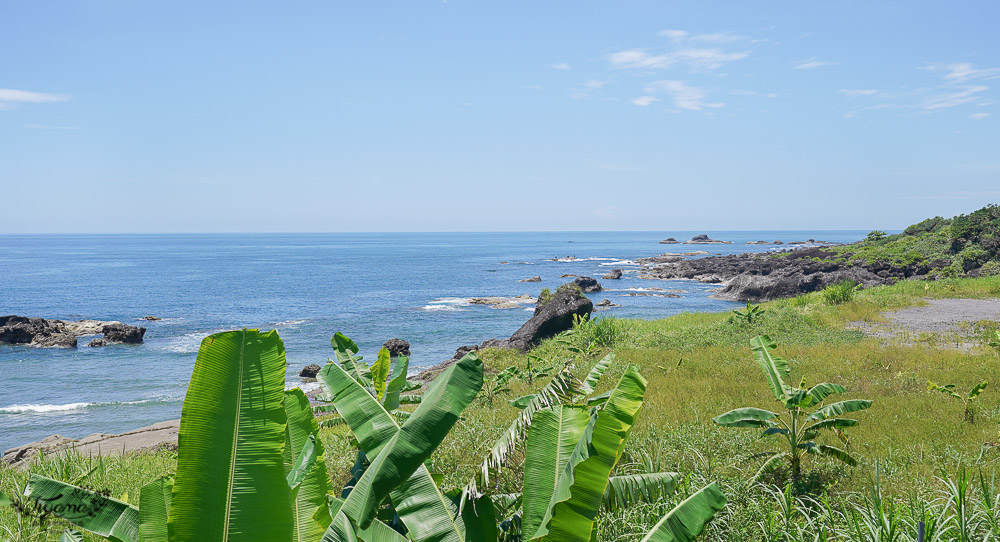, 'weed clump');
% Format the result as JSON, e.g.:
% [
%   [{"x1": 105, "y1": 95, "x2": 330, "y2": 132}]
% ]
[{"x1": 822, "y1": 280, "x2": 859, "y2": 305}]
